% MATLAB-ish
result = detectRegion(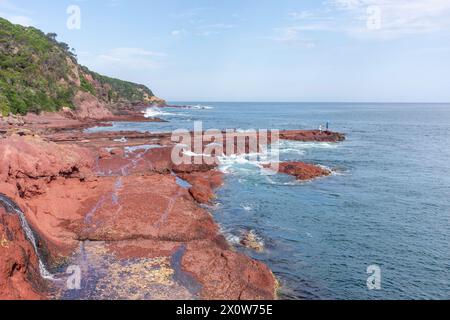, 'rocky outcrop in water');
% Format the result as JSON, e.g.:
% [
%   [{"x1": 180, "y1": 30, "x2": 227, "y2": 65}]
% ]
[
  {"x1": 178, "y1": 171, "x2": 224, "y2": 204},
  {"x1": 265, "y1": 162, "x2": 331, "y2": 181},
  {"x1": 240, "y1": 230, "x2": 265, "y2": 252},
  {"x1": 280, "y1": 130, "x2": 345, "y2": 142}
]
